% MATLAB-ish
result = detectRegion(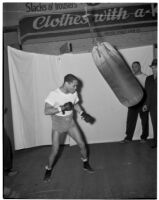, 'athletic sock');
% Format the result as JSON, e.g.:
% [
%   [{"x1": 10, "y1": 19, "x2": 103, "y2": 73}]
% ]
[
  {"x1": 43, "y1": 166, "x2": 52, "y2": 181},
  {"x1": 81, "y1": 157, "x2": 88, "y2": 162},
  {"x1": 45, "y1": 165, "x2": 52, "y2": 170}
]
